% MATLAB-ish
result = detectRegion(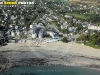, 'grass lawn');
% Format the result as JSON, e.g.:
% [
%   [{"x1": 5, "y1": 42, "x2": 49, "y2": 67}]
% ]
[
  {"x1": 65, "y1": 1, "x2": 72, "y2": 4},
  {"x1": 86, "y1": 43, "x2": 100, "y2": 49},
  {"x1": 66, "y1": 13, "x2": 90, "y2": 20},
  {"x1": 76, "y1": 42, "x2": 82, "y2": 44},
  {"x1": 76, "y1": 42, "x2": 100, "y2": 49}
]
